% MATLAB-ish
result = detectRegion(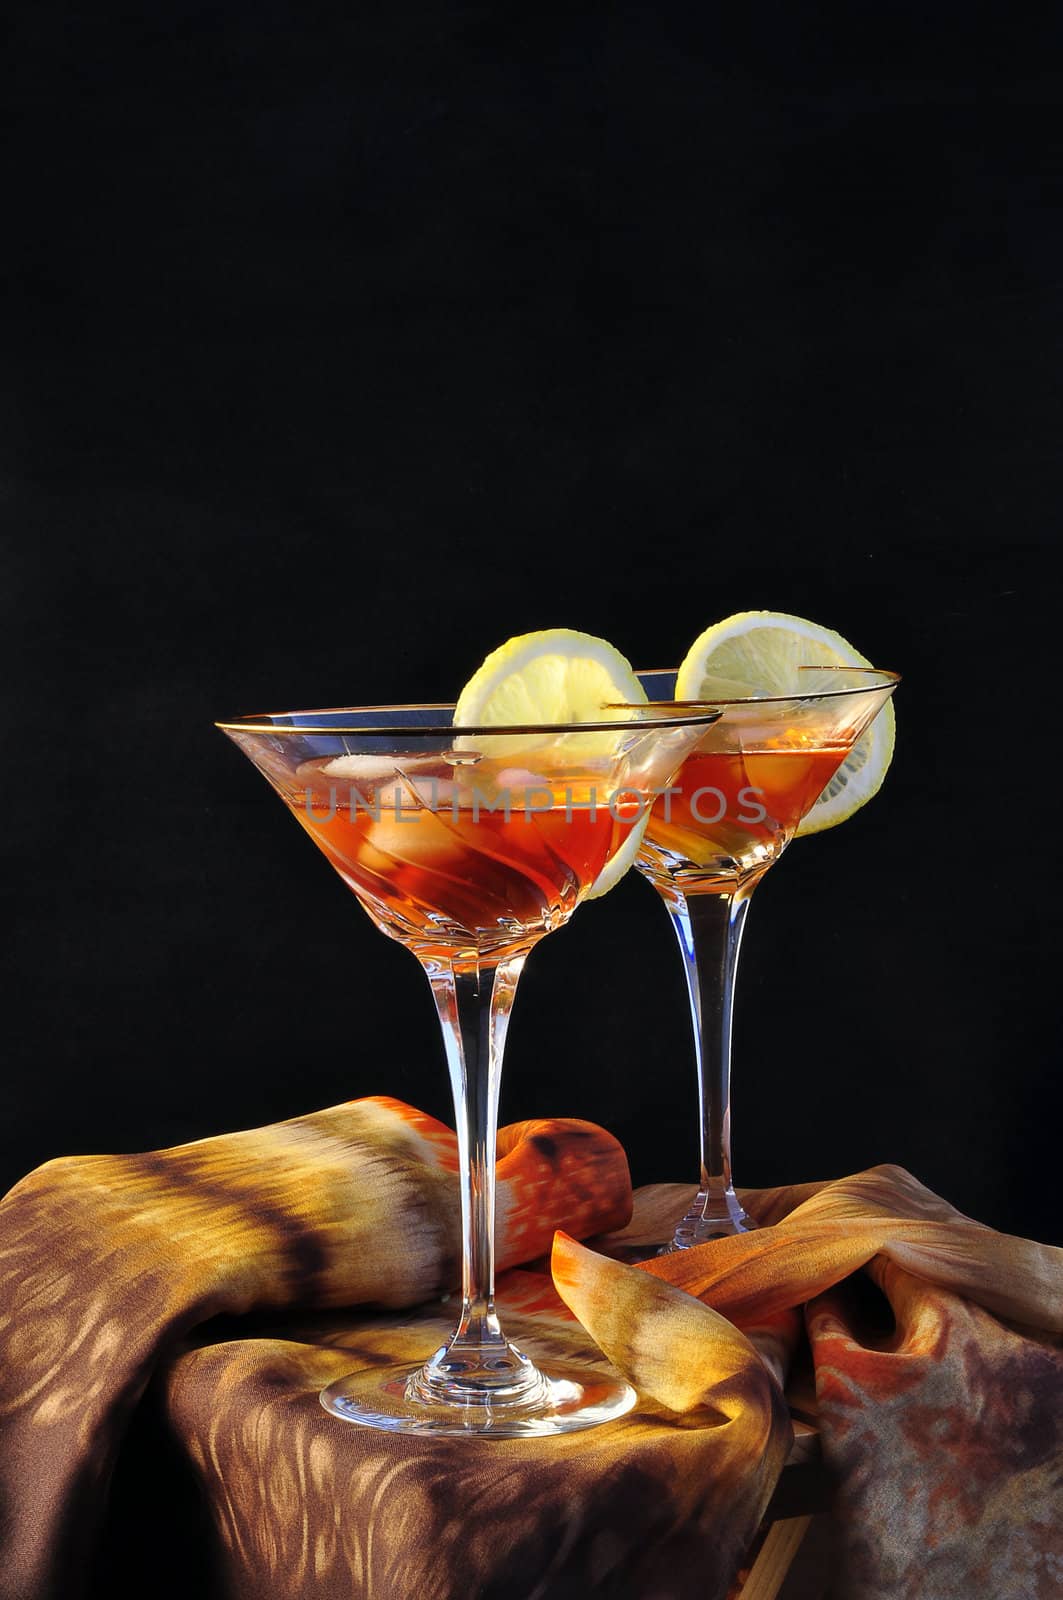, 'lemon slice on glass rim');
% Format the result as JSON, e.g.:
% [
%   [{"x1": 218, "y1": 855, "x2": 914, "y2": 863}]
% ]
[
  {"x1": 453, "y1": 628, "x2": 651, "y2": 897},
  {"x1": 674, "y1": 610, "x2": 896, "y2": 836}
]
